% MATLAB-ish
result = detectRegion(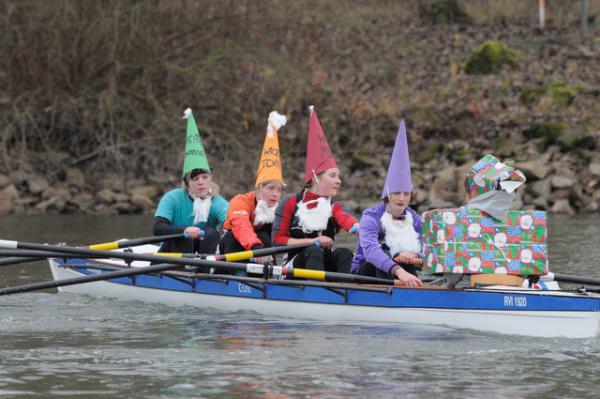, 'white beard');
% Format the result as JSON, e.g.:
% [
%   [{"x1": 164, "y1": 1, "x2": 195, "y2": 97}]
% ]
[
  {"x1": 296, "y1": 197, "x2": 332, "y2": 233},
  {"x1": 380, "y1": 211, "x2": 421, "y2": 256},
  {"x1": 254, "y1": 199, "x2": 277, "y2": 226},
  {"x1": 191, "y1": 195, "x2": 211, "y2": 225}
]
